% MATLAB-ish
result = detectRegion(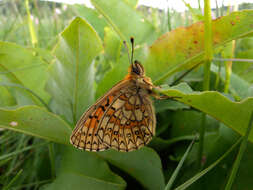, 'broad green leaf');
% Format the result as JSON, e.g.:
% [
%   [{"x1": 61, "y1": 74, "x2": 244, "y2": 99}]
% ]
[
  {"x1": 95, "y1": 55, "x2": 129, "y2": 99},
  {"x1": 43, "y1": 172, "x2": 125, "y2": 190},
  {"x1": 0, "y1": 41, "x2": 50, "y2": 104},
  {"x1": 95, "y1": 46, "x2": 146, "y2": 99},
  {"x1": 170, "y1": 110, "x2": 219, "y2": 137},
  {"x1": 0, "y1": 65, "x2": 36, "y2": 107},
  {"x1": 104, "y1": 27, "x2": 121, "y2": 63},
  {"x1": 0, "y1": 106, "x2": 71, "y2": 145},
  {"x1": 0, "y1": 85, "x2": 15, "y2": 107},
  {"x1": 144, "y1": 10, "x2": 253, "y2": 83},
  {"x1": 154, "y1": 99, "x2": 189, "y2": 113},
  {"x1": 43, "y1": 146, "x2": 126, "y2": 190},
  {"x1": 98, "y1": 147, "x2": 165, "y2": 190},
  {"x1": 46, "y1": 17, "x2": 103, "y2": 123},
  {"x1": 73, "y1": 5, "x2": 108, "y2": 39},
  {"x1": 91, "y1": 0, "x2": 157, "y2": 44},
  {"x1": 158, "y1": 83, "x2": 253, "y2": 142}
]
